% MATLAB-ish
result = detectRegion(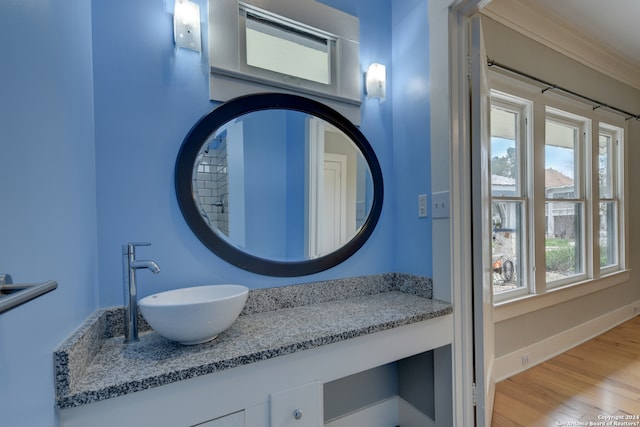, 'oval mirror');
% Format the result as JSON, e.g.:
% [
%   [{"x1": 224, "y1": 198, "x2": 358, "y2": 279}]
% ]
[{"x1": 175, "y1": 93, "x2": 383, "y2": 276}]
